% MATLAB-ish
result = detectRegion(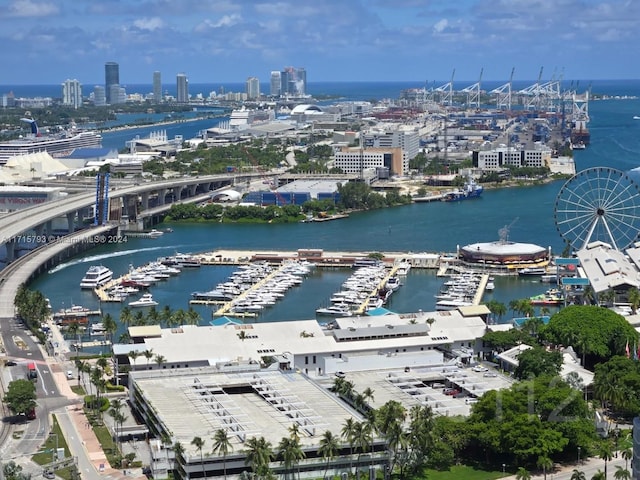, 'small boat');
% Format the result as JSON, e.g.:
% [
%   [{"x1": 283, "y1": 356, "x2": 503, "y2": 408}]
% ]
[
  {"x1": 128, "y1": 293, "x2": 159, "y2": 307},
  {"x1": 518, "y1": 267, "x2": 547, "y2": 276},
  {"x1": 633, "y1": 116, "x2": 640, "y2": 120},
  {"x1": 147, "y1": 229, "x2": 164, "y2": 238},
  {"x1": 316, "y1": 305, "x2": 353, "y2": 317},
  {"x1": 485, "y1": 281, "x2": 495, "y2": 291},
  {"x1": 441, "y1": 175, "x2": 483, "y2": 202},
  {"x1": 90, "y1": 322, "x2": 107, "y2": 335}
]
